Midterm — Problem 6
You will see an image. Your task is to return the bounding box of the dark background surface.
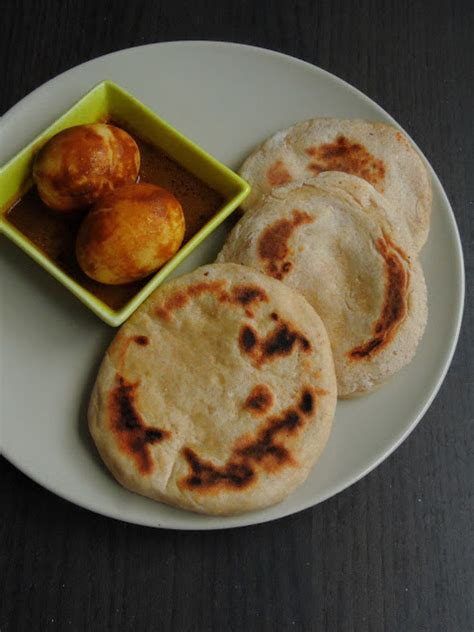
[1,1,472,631]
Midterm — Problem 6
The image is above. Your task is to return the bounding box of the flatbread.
[89,263,337,515]
[217,179,428,397]
[239,118,432,252]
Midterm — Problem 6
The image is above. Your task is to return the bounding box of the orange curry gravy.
[6,129,224,310]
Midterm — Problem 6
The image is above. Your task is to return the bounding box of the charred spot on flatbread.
[232,285,268,306]
[263,322,311,357]
[155,280,227,319]
[348,236,409,360]
[238,320,311,365]
[239,325,258,354]
[108,375,170,475]
[237,386,318,471]
[187,280,228,299]
[181,448,255,491]
[305,135,386,189]
[257,209,313,279]
[180,385,321,493]
[133,335,149,346]
[236,409,301,469]
[298,389,314,415]
[155,291,188,320]
[231,285,269,317]
[267,159,292,186]
[244,384,274,415]
[156,280,268,320]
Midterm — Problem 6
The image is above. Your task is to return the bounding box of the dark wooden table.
[1,1,472,630]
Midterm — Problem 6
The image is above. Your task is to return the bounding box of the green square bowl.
[0,80,250,326]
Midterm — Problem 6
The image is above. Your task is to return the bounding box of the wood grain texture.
[1,0,473,630]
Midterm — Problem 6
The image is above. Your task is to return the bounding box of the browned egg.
[76,183,186,285]
[32,123,140,212]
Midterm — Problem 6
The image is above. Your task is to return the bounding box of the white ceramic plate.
[0,42,464,530]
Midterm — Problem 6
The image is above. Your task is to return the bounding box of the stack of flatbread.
[218,118,430,397]
[88,118,430,515]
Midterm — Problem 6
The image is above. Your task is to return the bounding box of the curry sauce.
[6,129,224,310]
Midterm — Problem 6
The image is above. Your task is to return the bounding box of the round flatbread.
[239,118,432,252]
[89,263,337,515]
[217,179,428,397]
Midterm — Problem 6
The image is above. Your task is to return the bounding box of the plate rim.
[0,40,465,530]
